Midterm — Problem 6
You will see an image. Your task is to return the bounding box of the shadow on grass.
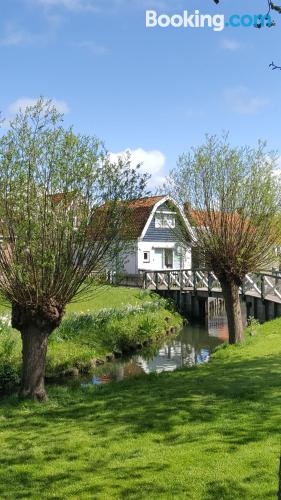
[0,350,281,498]
[36,354,281,439]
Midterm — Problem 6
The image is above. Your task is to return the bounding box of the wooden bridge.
[138,269,281,323]
[111,269,281,322]
[141,269,281,304]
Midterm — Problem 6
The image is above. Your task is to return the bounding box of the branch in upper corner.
[212,1,281,69]
[271,2,281,14]
[212,0,281,11]
[269,61,281,70]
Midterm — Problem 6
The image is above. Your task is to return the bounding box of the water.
[81,316,227,386]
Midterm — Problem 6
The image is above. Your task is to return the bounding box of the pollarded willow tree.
[167,134,281,344]
[0,99,149,401]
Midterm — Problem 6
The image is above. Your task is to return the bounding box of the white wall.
[120,244,138,275]
[138,241,191,271]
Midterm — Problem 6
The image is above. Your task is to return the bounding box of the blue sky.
[0,0,281,189]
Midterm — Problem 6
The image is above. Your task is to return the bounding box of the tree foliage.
[168,134,281,279]
[0,99,149,399]
[0,99,148,315]
[166,134,281,343]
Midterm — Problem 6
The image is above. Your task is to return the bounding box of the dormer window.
[155,212,175,229]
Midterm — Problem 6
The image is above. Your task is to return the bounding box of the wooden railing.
[140,269,281,303]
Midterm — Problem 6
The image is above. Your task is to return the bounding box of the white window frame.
[155,212,176,229]
[143,251,150,263]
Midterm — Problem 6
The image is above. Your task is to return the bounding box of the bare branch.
[269,61,281,70]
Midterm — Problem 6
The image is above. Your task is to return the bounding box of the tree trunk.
[11,300,64,401]
[19,327,49,401]
[221,281,244,344]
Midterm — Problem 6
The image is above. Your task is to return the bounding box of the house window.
[155,213,175,229]
[143,251,150,263]
[164,248,173,269]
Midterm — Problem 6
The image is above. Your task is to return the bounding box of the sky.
[0,0,281,190]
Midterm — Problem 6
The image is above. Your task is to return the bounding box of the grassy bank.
[0,317,281,498]
[0,287,182,387]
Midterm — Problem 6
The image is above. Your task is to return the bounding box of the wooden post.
[155,272,158,291]
[143,272,147,290]
[180,270,183,292]
[167,271,171,291]
[193,270,197,295]
[261,274,265,301]
[208,272,212,297]
[274,302,278,319]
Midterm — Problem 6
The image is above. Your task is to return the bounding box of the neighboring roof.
[126,196,165,238]
[90,195,195,241]
[49,192,77,206]
[88,196,166,240]
[185,205,248,232]
[50,193,67,204]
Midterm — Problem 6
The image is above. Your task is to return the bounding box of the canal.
[81,311,228,386]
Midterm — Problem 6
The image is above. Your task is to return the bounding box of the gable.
[143,202,188,243]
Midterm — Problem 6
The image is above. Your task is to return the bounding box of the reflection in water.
[84,321,225,386]
[79,299,248,386]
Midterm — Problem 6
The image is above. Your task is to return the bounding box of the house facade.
[120,195,193,275]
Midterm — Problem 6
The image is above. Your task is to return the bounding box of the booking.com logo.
[146,10,272,32]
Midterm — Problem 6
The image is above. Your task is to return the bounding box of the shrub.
[0,297,182,382]
[0,320,21,364]
[0,362,20,392]
[247,316,260,336]
[137,316,158,338]
[46,341,95,377]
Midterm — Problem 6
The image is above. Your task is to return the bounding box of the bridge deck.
[147,286,281,304]
[143,270,281,305]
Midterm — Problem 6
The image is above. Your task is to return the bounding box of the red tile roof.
[126,196,164,209]
[185,205,251,235]
[89,196,166,240]
[49,192,76,205]
[125,196,164,238]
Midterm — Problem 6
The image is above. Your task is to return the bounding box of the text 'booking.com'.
[146,10,272,32]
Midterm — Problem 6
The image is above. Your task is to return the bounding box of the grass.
[0,286,153,316]
[0,286,181,384]
[0,318,281,498]
[65,286,149,314]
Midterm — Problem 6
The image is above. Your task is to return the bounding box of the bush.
[0,362,20,392]
[46,341,95,377]
[0,297,182,382]
[55,297,174,342]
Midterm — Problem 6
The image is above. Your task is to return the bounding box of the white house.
[120,195,194,275]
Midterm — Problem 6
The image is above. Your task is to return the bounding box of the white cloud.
[34,0,170,12]
[110,148,166,189]
[224,86,269,115]
[0,27,46,47]
[0,15,60,48]
[8,97,70,115]
[74,40,108,55]
[220,38,241,51]
[35,0,99,11]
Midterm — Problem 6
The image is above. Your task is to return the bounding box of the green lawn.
[0,318,281,498]
[0,286,149,317]
[66,286,147,314]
